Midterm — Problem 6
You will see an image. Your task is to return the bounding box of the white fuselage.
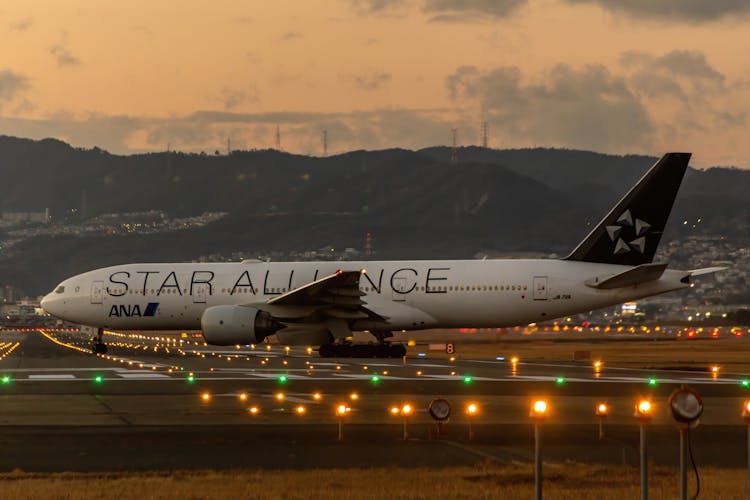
[41,259,689,332]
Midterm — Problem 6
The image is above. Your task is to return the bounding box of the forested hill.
[0,136,747,295]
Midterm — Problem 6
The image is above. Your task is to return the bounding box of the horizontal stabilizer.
[586,263,668,289]
[688,267,727,277]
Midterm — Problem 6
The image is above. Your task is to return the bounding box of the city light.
[744,400,750,421]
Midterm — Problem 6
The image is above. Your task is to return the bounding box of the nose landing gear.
[90,328,108,354]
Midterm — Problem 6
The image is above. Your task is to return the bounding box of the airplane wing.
[253,269,384,323]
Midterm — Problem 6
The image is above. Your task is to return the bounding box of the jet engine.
[200,305,281,345]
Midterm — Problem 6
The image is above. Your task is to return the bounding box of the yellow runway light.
[313,392,322,401]
[466,403,478,416]
[249,406,260,415]
[200,392,211,402]
[635,399,653,422]
[336,404,350,417]
[295,405,307,415]
[596,402,609,416]
[275,392,285,402]
[349,392,359,401]
[531,399,548,421]
[390,406,400,416]
[238,392,248,402]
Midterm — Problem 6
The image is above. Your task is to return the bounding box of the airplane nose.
[41,294,58,315]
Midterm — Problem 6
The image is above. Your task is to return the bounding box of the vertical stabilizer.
[565,153,690,266]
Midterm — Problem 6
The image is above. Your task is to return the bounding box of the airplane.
[41,152,722,357]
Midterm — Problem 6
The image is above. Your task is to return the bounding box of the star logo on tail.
[605,209,652,255]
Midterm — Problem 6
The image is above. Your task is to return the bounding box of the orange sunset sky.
[0,0,749,166]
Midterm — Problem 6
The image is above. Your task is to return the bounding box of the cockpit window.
[55,286,65,294]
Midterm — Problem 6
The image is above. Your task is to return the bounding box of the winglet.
[565,153,690,266]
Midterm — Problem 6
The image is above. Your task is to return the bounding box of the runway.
[0,329,748,471]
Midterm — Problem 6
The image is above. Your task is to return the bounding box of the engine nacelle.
[200,305,280,345]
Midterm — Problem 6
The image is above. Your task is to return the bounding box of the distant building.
[0,208,50,226]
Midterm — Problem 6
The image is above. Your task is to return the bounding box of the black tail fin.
[565,152,690,266]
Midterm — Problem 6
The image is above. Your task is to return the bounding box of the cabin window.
[55,286,65,293]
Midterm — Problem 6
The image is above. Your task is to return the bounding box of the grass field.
[0,463,744,499]
[400,332,750,373]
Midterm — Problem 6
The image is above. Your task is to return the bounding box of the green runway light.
[555,377,565,385]
[94,375,104,384]
[187,375,195,383]
[1,375,10,384]
[741,380,749,388]
[278,375,288,384]
[648,378,658,386]
[370,375,380,384]
[463,376,473,384]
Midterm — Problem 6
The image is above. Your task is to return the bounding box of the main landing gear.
[91,328,107,355]
[318,342,406,358]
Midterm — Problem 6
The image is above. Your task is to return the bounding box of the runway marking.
[116,372,171,379]
[27,374,76,380]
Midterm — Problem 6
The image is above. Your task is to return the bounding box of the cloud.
[424,0,527,21]
[348,0,411,14]
[0,107,465,155]
[0,69,29,104]
[349,71,392,90]
[50,44,80,67]
[447,63,653,151]
[349,0,526,20]
[620,50,725,100]
[9,17,33,32]
[280,31,302,41]
[219,87,260,110]
[565,0,750,23]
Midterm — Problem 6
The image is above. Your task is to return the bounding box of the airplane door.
[392,277,406,302]
[91,281,104,304]
[193,283,209,304]
[533,276,548,301]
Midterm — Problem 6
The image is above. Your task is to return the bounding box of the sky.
[0,0,749,166]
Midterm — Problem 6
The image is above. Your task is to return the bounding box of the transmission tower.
[275,125,281,150]
[481,121,489,148]
[450,128,458,163]
[323,130,328,156]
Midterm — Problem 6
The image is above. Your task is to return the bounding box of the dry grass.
[0,463,745,499]
[409,336,750,372]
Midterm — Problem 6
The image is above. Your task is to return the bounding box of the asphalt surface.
[0,329,748,472]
